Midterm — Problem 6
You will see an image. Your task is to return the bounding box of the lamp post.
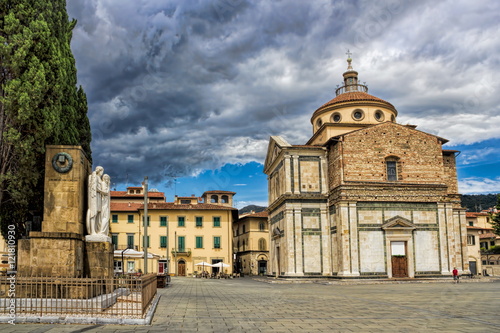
[143,176,148,274]
[174,231,177,276]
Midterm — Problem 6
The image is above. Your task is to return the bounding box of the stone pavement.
[1,276,500,332]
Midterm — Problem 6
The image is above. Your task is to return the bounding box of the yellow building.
[110,188,237,276]
[233,211,269,275]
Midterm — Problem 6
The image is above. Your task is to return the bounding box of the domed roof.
[316,91,395,111]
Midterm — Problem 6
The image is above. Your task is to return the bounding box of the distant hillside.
[461,194,499,212]
[238,196,499,214]
[239,205,266,215]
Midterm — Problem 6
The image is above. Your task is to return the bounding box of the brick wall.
[328,122,451,189]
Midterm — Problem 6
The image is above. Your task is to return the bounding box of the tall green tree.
[0,0,91,240]
[491,194,500,236]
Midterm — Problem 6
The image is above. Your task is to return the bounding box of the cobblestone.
[1,277,500,332]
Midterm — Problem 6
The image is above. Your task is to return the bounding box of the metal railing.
[0,274,157,319]
[171,248,191,256]
[335,83,369,95]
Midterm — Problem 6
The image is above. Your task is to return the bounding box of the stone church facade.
[264,56,468,278]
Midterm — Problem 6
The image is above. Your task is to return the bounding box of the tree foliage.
[491,194,500,236]
[0,0,91,240]
[461,194,499,212]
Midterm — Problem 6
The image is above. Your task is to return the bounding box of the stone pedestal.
[17,145,91,278]
[84,241,114,278]
[18,232,84,277]
[42,145,91,235]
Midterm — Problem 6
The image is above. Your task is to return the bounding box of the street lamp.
[143,176,148,274]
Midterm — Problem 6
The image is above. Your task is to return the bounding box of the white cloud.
[66,0,500,193]
[459,177,500,194]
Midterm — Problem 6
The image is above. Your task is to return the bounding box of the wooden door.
[392,256,408,277]
[178,261,186,276]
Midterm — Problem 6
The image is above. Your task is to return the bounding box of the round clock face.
[52,152,73,173]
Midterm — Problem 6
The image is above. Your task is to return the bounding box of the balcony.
[171,248,191,257]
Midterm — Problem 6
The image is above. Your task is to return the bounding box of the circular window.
[316,118,323,128]
[352,109,365,121]
[331,113,342,123]
[391,115,396,122]
[374,110,384,122]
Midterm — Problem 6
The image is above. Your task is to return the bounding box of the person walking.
[452,267,459,283]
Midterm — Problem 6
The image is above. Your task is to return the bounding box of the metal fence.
[0,274,157,319]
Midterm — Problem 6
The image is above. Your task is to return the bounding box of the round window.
[352,109,365,121]
[374,110,384,122]
[332,113,341,123]
[316,118,323,128]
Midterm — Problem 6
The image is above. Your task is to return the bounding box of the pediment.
[263,136,292,174]
[381,216,416,230]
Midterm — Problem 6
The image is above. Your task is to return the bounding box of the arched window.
[242,225,246,234]
[258,238,267,251]
[237,240,240,250]
[259,222,265,231]
[211,195,218,203]
[221,195,228,203]
[385,156,400,181]
[242,240,246,251]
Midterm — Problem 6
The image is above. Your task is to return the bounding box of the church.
[264,55,469,278]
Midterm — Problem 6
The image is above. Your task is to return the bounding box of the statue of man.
[86,166,105,236]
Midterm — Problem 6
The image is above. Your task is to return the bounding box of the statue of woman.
[99,173,111,235]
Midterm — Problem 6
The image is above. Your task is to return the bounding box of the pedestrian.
[452,267,459,283]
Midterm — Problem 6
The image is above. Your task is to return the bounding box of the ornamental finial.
[346,49,353,70]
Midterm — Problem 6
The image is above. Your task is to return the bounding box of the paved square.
[2,277,500,332]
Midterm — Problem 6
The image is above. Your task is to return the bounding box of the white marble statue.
[100,174,111,235]
[86,166,111,241]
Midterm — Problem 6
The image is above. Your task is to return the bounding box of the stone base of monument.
[18,232,85,277]
[84,240,114,278]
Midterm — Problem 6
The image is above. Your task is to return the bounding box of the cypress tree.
[0,0,91,240]
[491,194,500,236]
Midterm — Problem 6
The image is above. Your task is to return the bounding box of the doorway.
[276,246,280,277]
[178,259,186,276]
[391,241,408,278]
[469,261,477,275]
[158,260,167,274]
[258,260,267,275]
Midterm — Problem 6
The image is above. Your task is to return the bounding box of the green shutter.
[112,215,118,223]
[160,236,167,248]
[178,216,185,227]
[127,235,134,248]
[213,217,221,227]
[178,236,185,251]
[196,216,203,227]
[160,216,167,226]
[128,215,134,223]
[111,234,118,250]
[196,236,203,248]
[214,236,221,249]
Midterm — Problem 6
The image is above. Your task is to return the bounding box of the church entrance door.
[391,256,408,277]
[391,241,408,278]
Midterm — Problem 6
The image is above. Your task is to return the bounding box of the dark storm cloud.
[67,0,500,188]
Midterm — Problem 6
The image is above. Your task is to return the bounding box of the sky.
[66,0,500,209]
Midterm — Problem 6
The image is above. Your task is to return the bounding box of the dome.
[316,91,395,112]
[307,54,398,145]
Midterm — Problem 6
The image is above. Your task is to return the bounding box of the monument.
[18,145,114,280]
